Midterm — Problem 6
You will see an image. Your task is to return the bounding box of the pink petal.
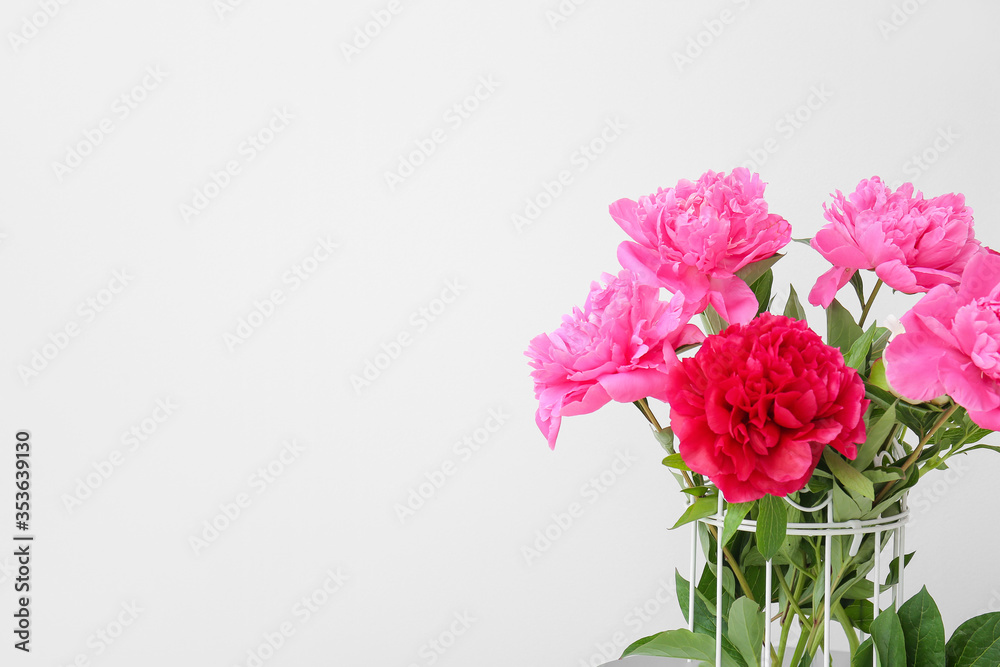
[885,332,948,402]
[808,266,854,308]
[597,368,671,403]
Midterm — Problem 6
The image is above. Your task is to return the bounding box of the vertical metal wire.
[899,496,907,604]
[893,527,902,607]
[689,521,697,633]
[716,493,724,667]
[763,559,772,667]
[824,502,833,667]
[693,490,907,667]
[873,528,881,667]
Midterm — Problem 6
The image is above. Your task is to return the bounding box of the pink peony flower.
[526,271,704,449]
[885,251,1000,430]
[663,313,868,502]
[610,168,791,325]
[809,177,980,307]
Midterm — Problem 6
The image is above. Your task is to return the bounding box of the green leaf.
[741,565,768,609]
[898,586,946,667]
[682,485,712,496]
[621,628,742,666]
[663,453,692,471]
[824,449,875,500]
[946,612,1000,666]
[850,270,866,309]
[937,408,995,449]
[885,552,915,587]
[832,482,869,521]
[653,426,675,454]
[864,465,919,520]
[728,597,764,667]
[721,502,754,548]
[792,237,813,246]
[755,494,787,561]
[672,495,720,530]
[620,632,659,658]
[962,444,1000,455]
[871,605,908,667]
[844,322,879,372]
[675,570,749,667]
[839,578,875,600]
[827,298,865,354]
[701,305,728,336]
[783,284,807,322]
[868,358,891,393]
[871,326,892,357]
[845,598,875,634]
[750,269,773,317]
[852,637,876,667]
[863,467,905,485]
[677,569,715,628]
[867,385,940,439]
[736,253,784,287]
[853,403,898,470]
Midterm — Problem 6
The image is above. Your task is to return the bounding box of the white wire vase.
[689,489,909,667]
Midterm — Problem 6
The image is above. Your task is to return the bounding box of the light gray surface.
[2,1,999,666]
[605,653,851,666]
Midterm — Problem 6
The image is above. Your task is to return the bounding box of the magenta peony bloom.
[663,313,868,502]
[809,177,980,307]
[885,252,1000,430]
[526,271,704,449]
[610,168,791,325]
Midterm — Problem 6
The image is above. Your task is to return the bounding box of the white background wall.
[1,1,998,665]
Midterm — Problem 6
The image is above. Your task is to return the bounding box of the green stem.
[789,620,813,667]
[833,601,860,654]
[636,398,663,431]
[776,567,809,625]
[875,402,960,503]
[858,278,883,328]
[807,610,826,658]
[634,399,756,602]
[775,571,806,666]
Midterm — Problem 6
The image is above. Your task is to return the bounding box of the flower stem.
[775,572,806,666]
[634,399,757,603]
[788,621,812,667]
[874,402,960,503]
[637,398,663,432]
[833,601,860,655]
[776,567,809,625]
[705,524,756,604]
[858,278,883,328]
[806,610,826,658]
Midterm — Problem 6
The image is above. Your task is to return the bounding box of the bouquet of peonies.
[526,169,1000,666]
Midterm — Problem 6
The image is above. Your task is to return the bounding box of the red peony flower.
[663,313,868,502]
